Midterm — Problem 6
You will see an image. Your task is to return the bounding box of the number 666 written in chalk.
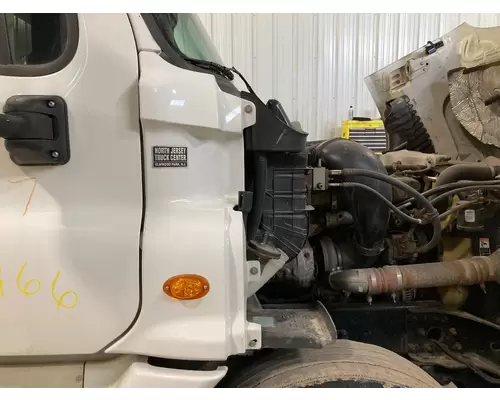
[0,262,78,310]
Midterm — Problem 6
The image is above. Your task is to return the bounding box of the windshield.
[151,13,223,65]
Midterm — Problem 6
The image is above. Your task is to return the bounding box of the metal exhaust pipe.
[329,250,500,295]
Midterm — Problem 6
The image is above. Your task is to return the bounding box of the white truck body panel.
[0,14,142,356]
[110,362,228,388]
[0,12,263,386]
[107,45,256,359]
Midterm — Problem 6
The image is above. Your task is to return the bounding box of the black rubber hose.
[438,200,479,220]
[432,164,500,212]
[247,153,267,240]
[384,96,435,153]
[337,169,437,215]
[424,180,500,197]
[335,168,441,253]
[398,180,500,209]
[421,218,443,254]
[435,164,496,186]
[430,185,500,206]
[330,182,423,225]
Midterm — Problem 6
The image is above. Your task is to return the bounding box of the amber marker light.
[162,274,210,300]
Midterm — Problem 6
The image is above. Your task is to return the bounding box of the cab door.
[0,14,142,356]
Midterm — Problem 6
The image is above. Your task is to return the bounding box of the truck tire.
[227,340,441,388]
[384,96,435,154]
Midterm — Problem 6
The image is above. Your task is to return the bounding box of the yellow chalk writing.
[51,271,78,310]
[16,262,40,296]
[1,263,79,309]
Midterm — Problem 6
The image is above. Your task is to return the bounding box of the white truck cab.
[0,13,444,388]
[0,12,255,387]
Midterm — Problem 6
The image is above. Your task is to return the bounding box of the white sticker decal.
[464,209,475,223]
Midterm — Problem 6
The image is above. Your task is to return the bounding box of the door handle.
[0,95,70,165]
[0,111,54,140]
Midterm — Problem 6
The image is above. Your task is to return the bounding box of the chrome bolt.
[244,104,253,114]
[51,151,59,159]
[48,100,56,108]
[250,266,259,275]
[248,339,257,347]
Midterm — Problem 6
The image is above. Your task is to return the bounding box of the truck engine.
[258,141,500,308]
[235,44,500,384]
[242,96,500,309]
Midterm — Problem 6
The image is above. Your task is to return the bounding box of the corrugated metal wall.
[198,13,500,140]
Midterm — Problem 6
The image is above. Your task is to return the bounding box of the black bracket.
[235,191,253,213]
[424,39,444,55]
[0,95,70,166]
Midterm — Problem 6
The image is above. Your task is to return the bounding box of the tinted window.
[150,13,223,65]
[3,14,65,65]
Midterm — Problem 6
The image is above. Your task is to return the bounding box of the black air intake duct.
[309,139,392,258]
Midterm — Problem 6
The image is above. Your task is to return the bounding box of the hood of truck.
[365,23,500,161]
